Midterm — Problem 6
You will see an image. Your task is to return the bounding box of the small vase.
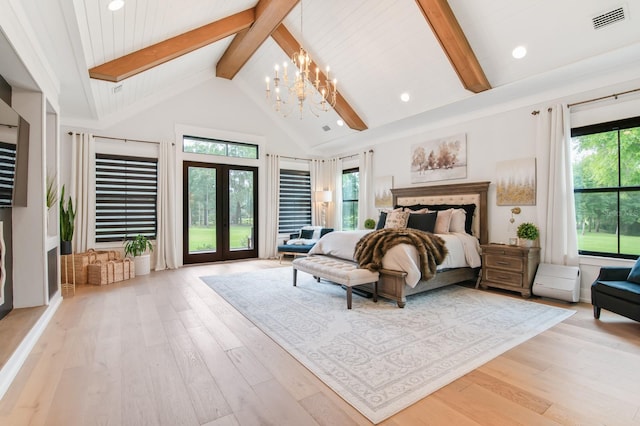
[60,240,72,255]
[519,239,534,248]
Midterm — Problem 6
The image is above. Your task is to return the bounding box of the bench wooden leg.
[293,268,297,286]
[373,281,378,303]
[347,287,352,309]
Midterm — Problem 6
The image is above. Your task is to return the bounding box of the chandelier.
[265,2,337,119]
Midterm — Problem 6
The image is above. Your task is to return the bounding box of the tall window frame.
[571,115,640,259]
[278,169,312,234]
[95,154,158,243]
[342,167,359,230]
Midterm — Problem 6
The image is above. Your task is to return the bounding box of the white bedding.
[308,230,481,287]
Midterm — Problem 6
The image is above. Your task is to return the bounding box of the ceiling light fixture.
[512,46,527,59]
[265,1,337,119]
[108,0,124,11]
[400,92,410,102]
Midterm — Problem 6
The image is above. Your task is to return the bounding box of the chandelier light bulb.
[512,45,527,59]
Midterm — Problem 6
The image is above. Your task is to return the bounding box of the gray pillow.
[627,257,640,284]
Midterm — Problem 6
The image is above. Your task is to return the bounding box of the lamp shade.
[316,190,332,203]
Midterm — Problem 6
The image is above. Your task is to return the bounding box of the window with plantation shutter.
[278,169,311,234]
[95,154,158,243]
[0,142,16,207]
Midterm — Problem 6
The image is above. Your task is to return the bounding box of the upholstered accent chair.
[591,258,640,322]
[277,226,333,262]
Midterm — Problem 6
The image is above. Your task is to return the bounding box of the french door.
[183,161,258,264]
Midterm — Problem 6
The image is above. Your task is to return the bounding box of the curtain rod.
[268,149,374,162]
[531,87,640,114]
[67,131,168,145]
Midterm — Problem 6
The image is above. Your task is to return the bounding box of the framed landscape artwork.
[496,157,537,205]
[410,133,467,183]
[374,176,393,208]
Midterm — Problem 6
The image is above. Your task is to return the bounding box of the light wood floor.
[1,259,639,425]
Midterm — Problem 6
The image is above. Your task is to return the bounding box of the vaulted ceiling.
[13,0,640,150]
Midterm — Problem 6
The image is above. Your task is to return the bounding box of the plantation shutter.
[95,154,158,242]
[0,142,16,207]
[278,169,311,234]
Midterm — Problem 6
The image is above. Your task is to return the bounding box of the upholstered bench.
[292,255,379,309]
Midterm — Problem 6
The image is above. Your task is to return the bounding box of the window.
[95,154,158,243]
[279,169,311,234]
[571,116,640,258]
[0,142,16,207]
[342,168,359,230]
[183,135,258,159]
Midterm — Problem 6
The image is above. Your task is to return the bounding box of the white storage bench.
[292,255,379,309]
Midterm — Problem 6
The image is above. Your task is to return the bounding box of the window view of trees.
[571,117,640,258]
[183,136,258,159]
[342,168,359,230]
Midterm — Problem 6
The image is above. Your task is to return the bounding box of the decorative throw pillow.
[384,210,410,229]
[627,257,640,284]
[300,229,315,239]
[407,212,437,233]
[404,207,429,214]
[434,208,454,234]
[376,211,388,230]
[449,209,467,233]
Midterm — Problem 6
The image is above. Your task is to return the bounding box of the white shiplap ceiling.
[12,0,640,150]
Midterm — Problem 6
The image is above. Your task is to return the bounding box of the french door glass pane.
[229,169,255,250]
[188,166,217,254]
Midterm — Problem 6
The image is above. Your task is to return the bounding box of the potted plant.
[517,222,539,247]
[46,175,58,236]
[364,218,376,229]
[124,234,154,275]
[59,185,75,255]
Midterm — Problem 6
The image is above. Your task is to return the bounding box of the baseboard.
[0,292,62,400]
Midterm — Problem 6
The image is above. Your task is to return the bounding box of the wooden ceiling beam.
[216,0,300,80]
[415,0,491,93]
[271,25,367,131]
[89,8,256,82]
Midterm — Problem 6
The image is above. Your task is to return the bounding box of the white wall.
[59,67,640,302]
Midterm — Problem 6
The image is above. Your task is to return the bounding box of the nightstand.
[479,243,540,298]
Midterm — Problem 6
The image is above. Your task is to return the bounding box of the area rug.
[201,267,575,424]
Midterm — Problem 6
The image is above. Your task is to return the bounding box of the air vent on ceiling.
[322,125,331,132]
[592,6,626,29]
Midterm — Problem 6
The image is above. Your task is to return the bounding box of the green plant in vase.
[517,222,539,247]
[59,185,76,255]
[124,234,154,275]
[364,218,376,229]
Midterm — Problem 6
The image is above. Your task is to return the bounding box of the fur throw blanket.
[354,228,448,281]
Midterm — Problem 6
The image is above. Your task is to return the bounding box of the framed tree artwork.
[410,133,467,183]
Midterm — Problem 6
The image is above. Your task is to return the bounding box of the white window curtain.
[70,132,95,253]
[358,150,374,229]
[155,141,178,270]
[263,154,280,258]
[535,104,579,265]
[310,159,323,226]
[329,157,342,230]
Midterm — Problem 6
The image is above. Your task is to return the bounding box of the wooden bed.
[377,181,490,307]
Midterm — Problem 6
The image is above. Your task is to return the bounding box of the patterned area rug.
[201,267,575,424]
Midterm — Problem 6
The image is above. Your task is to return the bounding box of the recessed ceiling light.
[512,45,527,59]
[400,92,410,102]
[108,0,124,11]
[336,119,344,127]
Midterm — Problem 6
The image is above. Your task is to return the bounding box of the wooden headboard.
[391,181,490,245]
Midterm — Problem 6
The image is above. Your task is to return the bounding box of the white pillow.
[384,210,410,229]
[434,209,454,234]
[449,209,467,233]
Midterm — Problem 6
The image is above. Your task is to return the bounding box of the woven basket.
[62,249,121,284]
[87,258,135,286]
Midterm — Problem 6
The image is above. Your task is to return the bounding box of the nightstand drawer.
[485,254,523,272]
[485,268,523,287]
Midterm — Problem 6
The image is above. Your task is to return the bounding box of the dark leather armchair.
[591,266,640,322]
